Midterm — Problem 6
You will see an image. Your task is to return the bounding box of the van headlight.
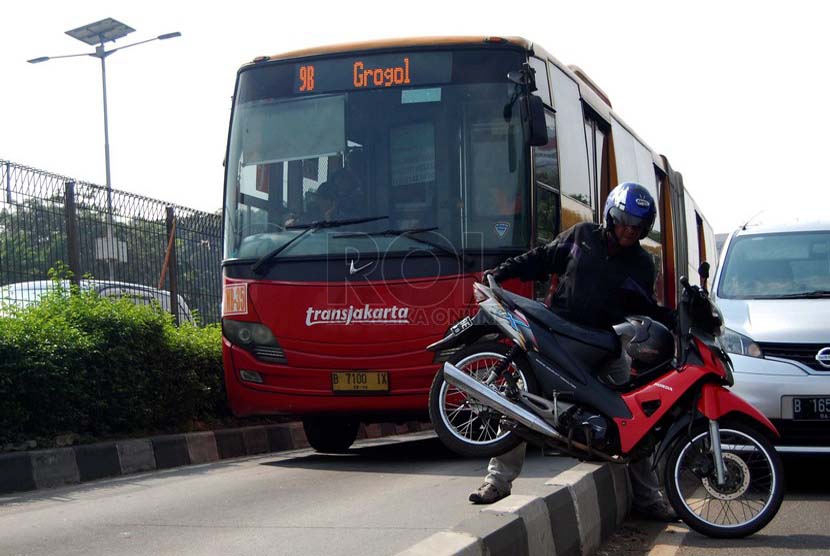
[719,327,763,358]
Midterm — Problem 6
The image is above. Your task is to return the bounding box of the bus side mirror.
[522,94,549,147]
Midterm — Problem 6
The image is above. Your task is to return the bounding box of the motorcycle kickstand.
[708,419,726,486]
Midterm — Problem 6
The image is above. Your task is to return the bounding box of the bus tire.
[302,416,360,453]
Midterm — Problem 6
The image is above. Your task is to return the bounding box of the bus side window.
[535,185,561,303]
[533,110,559,301]
[549,63,591,229]
[528,57,552,108]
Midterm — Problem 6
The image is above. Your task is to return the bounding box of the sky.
[1,0,828,234]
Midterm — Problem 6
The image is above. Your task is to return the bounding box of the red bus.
[221,36,715,452]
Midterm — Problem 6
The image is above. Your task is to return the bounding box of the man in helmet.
[468,182,678,522]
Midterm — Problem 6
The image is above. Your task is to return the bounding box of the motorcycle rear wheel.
[663,420,784,538]
[428,341,537,458]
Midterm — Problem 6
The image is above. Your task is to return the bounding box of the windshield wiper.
[334,227,472,266]
[251,215,389,275]
[771,290,830,299]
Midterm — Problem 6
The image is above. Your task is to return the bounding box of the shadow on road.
[262,436,567,479]
[261,437,478,475]
[782,454,830,494]
[681,533,830,552]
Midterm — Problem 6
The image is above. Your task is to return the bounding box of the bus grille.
[253,346,287,364]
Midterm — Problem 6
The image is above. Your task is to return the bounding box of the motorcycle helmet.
[625,316,675,369]
[603,182,657,240]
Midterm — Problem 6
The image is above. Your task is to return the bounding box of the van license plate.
[332,371,389,393]
[793,397,830,420]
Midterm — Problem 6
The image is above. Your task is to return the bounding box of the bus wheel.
[302,416,360,453]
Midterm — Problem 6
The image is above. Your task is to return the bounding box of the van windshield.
[718,231,830,298]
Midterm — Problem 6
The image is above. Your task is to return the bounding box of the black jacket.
[490,222,675,330]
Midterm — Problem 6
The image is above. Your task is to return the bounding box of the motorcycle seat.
[502,290,620,355]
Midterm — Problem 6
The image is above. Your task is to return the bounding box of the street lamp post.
[28,18,181,280]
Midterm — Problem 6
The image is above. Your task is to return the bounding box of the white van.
[712,222,830,452]
[0,279,194,324]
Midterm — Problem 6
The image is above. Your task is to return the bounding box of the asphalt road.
[599,454,830,556]
[672,455,830,556]
[0,432,575,556]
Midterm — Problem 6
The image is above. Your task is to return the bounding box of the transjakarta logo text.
[305,305,410,326]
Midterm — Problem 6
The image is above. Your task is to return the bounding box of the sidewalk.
[0,420,429,495]
[1,422,633,556]
[396,462,632,556]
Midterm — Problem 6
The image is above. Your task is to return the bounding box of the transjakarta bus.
[221,37,716,452]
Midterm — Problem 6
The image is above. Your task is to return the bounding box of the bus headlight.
[222,319,286,363]
[223,319,276,345]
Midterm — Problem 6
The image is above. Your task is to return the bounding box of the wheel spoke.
[483,418,499,440]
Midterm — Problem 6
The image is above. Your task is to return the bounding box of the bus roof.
[245,36,532,67]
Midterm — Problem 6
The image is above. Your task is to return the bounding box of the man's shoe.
[468,482,509,504]
[633,501,680,522]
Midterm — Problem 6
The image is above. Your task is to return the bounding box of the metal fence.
[0,160,222,325]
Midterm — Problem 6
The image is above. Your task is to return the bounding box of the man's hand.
[482,269,499,287]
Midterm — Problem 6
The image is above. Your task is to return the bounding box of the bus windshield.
[223,48,530,260]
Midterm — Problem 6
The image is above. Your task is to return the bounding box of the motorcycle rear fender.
[697,383,779,438]
[426,311,499,352]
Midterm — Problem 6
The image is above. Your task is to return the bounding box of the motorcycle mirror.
[698,262,710,292]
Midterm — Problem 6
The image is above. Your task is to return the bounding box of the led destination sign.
[294,52,452,94]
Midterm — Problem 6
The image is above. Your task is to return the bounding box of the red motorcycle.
[427,265,784,538]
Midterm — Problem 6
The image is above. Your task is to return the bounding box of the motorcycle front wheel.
[428,341,537,458]
[664,420,784,538]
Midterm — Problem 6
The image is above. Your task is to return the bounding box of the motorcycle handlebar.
[487,273,498,289]
[679,276,699,298]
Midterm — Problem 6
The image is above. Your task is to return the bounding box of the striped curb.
[395,461,631,556]
[0,421,432,495]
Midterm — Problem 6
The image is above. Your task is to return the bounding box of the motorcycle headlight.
[719,327,763,358]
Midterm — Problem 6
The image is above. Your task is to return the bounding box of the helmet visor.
[609,207,645,228]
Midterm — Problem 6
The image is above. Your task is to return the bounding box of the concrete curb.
[395,461,631,556]
[0,420,431,495]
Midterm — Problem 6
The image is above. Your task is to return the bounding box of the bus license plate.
[332,371,389,393]
[793,397,830,420]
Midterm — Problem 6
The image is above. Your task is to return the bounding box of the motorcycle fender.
[426,312,499,352]
[698,383,780,438]
[653,412,697,468]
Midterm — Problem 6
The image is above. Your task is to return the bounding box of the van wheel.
[302,417,360,453]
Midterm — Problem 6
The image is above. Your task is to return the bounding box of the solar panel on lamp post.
[28,18,181,279]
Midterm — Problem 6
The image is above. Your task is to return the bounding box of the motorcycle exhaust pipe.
[443,362,567,442]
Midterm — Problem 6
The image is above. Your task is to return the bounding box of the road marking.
[646,524,689,556]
